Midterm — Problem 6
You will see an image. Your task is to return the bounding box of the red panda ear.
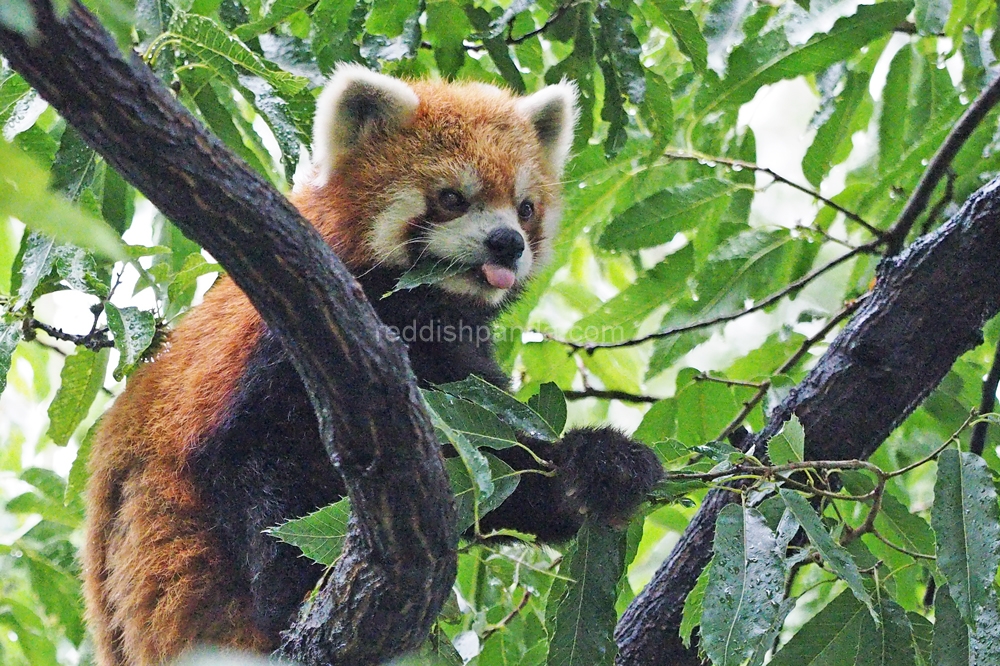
[311,64,419,185]
[516,81,579,176]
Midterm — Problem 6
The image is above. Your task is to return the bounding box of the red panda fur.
[83,71,662,666]
[83,78,563,666]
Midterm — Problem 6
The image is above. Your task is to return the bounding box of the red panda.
[82,65,663,666]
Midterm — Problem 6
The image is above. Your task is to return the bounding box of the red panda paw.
[554,427,663,527]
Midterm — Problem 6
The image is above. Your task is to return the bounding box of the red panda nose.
[484,227,525,267]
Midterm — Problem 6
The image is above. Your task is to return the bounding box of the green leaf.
[237,73,306,176]
[425,396,494,506]
[66,420,99,506]
[650,2,707,73]
[700,2,911,117]
[915,0,950,35]
[46,348,109,446]
[53,245,109,297]
[423,390,519,451]
[931,449,1000,625]
[546,521,625,666]
[768,414,804,465]
[383,259,468,297]
[701,505,785,665]
[641,73,674,157]
[780,489,876,621]
[527,382,567,437]
[634,399,676,444]
[769,589,916,666]
[0,69,33,129]
[104,303,156,381]
[0,141,124,263]
[575,244,694,338]
[7,468,83,527]
[932,584,1000,666]
[599,179,746,251]
[702,0,754,75]
[166,252,222,305]
[425,1,471,78]
[24,550,84,645]
[0,598,59,666]
[679,556,711,648]
[594,3,645,158]
[879,45,911,174]
[544,4,595,150]
[367,0,419,38]
[265,497,350,566]
[167,12,309,99]
[803,67,870,187]
[675,380,740,447]
[183,70,272,180]
[232,0,314,39]
[50,126,102,204]
[311,0,361,73]
[438,375,559,441]
[874,493,935,560]
[445,452,519,533]
[0,318,22,397]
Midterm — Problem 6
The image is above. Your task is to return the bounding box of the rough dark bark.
[0,3,456,664]
[615,178,1000,665]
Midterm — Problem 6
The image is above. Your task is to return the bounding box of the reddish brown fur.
[298,80,559,266]
[83,79,560,665]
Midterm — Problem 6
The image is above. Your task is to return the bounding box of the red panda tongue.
[481,263,516,290]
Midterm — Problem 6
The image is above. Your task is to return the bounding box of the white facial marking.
[424,206,534,304]
[367,188,426,267]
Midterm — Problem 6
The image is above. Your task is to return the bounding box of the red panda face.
[297,66,578,306]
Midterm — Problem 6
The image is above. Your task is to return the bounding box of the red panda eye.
[518,200,535,221]
[438,189,468,212]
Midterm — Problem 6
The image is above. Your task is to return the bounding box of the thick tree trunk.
[615,177,1000,664]
[0,3,456,664]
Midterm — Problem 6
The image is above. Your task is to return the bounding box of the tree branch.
[0,3,456,664]
[971,338,1000,456]
[616,174,1000,665]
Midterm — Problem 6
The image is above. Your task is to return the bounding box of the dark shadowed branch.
[615,175,1000,665]
[0,3,456,665]
[970,337,1000,457]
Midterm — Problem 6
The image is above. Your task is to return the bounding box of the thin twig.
[793,223,859,250]
[885,74,1000,253]
[507,2,580,44]
[887,410,978,478]
[663,457,884,485]
[23,317,114,351]
[842,478,884,544]
[694,372,766,389]
[549,243,877,352]
[480,590,532,642]
[662,149,884,239]
[971,342,1000,456]
[564,388,661,403]
[719,295,869,438]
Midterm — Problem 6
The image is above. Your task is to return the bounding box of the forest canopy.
[1,0,1000,665]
